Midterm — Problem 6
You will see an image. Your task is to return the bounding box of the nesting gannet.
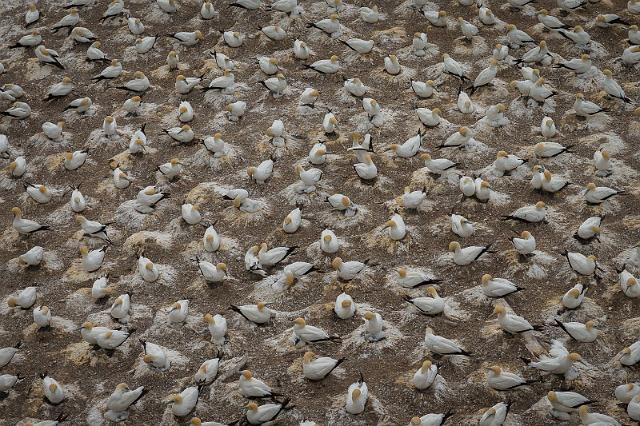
[230,302,272,324]
[554,319,598,342]
[486,366,533,390]
[439,127,471,149]
[181,204,201,225]
[293,318,338,344]
[494,304,535,334]
[0,373,20,393]
[525,340,581,375]
[383,213,406,240]
[105,383,146,422]
[620,341,640,366]
[411,80,436,98]
[92,60,123,82]
[141,341,170,370]
[195,357,219,386]
[602,69,631,103]
[306,55,340,74]
[411,359,438,390]
[70,27,97,44]
[481,274,522,297]
[204,313,227,344]
[283,207,302,233]
[410,412,453,426]
[332,257,368,280]
[344,78,367,97]
[135,186,168,213]
[509,231,535,256]
[303,351,344,380]
[293,39,312,59]
[115,71,150,93]
[308,14,340,35]
[42,375,65,404]
[449,241,491,265]
[424,10,447,27]
[584,182,624,204]
[405,287,445,316]
[561,283,587,310]
[395,267,441,289]
[334,292,356,319]
[425,327,470,355]
[354,154,377,181]
[258,243,295,267]
[593,149,611,176]
[245,400,289,424]
[547,391,592,414]
[346,373,368,414]
[0,343,21,368]
[123,96,142,116]
[2,102,31,119]
[11,207,49,235]
[8,157,27,178]
[362,311,384,341]
[621,46,639,65]
[96,329,130,350]
[138,255,159,282]
[360,6,380,23]
[80,322,110,345]
[239,369,276,398]
[442,54,468,81]
[563,252,596,276]
[167,387,199,417]
[494,150,526,175]
[479,402,509,426]
[203,133,226,157]
[33,305,51,328]
[577,406,620,426]
[24,183,51,204]
[448,213,473,238]
[502,201,546,223]
[574,93,606,117]
[92,276,113,300]
[616,383,640,403]
[19,246,44,266]
[537,9,567,29]
[167,299,188,324]
[620,270,640,298]
[558,27,591,47]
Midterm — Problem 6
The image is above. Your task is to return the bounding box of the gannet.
[383,213,406,240]
[11,207,49,235]
[410,413,453,426]
[138,255,159,282]
[164,125,194,144]
[203,133,226,157]
[177,102,194,123]
[494,304,535,334]
[450,213,474,238]
[167,387,199,417]
[200,0,216,18]
[296,164,322,192]
[135,36,157,54]
[334,292,356,319]
[0,343,20,368]
[92,276,113,300]
[2,102,31,119]
[509,231,535,256]
[257,243,294,267]
[629,25,640,44]
[449,241,491,265]
[105,383,146,422]
[92,60,123,82]
[439,127,471,149]
[308,14,340,35]
[141,341,170,370]
[300,88,319,107]
[494,150,525,175]
[344,78,367,97]
[584,182,624,204]
[239,370,276,398]
[19,246,44,266]
[283,207,302,233]
[127,17,145,35]
[64,150,88,170]
[86,40,109,61]
[578,406,620,426]
[293,318,338,344]
[562,283,587,309]
[620,341,640,366]
[10,31,43,49]
[332,257,366,280]
[526,340,581,375]
[225,101,246,121]
[412,360,437,390]
[293,39,312,59]
[411,80,435,98]
[602,69,630,102]
[33,305,51,328]
[229,0,261,9]
[620,270,640,298]
[113,168,131,189]
[486,366,532,390]
[110,293,130,322]
[363,311,384,341]
[230,302,272,324]
[96,329,130,351]
[7,158,27,178]
[246,400,289,424]
[44,77,73,102]
[360,6,380,23]
[537,9,567,29]
[363,98,381,118]
[616,383,640,403]
[0,373,20,393]
[24,183,51,204]
[203,226,221,252]
[306,55,340,74]
[395,267,441,288]
[42,375,65,404]
[493,43,508,61]
[424,10,447,27]
[481,274,522,297]
[309,142,327,165]
[405,287,445,316]
[558,26,590,47]
[547,391,592,414]
[168,50,179,69]
[181,204,201,225]
[195,357,219,386]
[70,26,97,44]
[80,322,111,345]
[346,374,368,414]
[115,71,150,93]
[354,154,377,180]
[506,24,535,46]
[303,351,344,380]
[53,8,79,33]
[424,327,470,356]
[479,402,509,426]
[390,131,423,158]
[554,319,598,342]
[204,313,227,344]
[593,149,611,176]
[167,300,188,324]
[123,96,142,116]
[261,23,287,41]
[420,153,456,175]
[502,201,546,223]
[442,54,468,81]
[563,252,596,276]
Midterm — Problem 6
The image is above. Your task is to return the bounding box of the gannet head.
[79,246,89,255]
[351,388,361,400]
[481,274,492,284]
[293,317,306,327]
[303,351,315,362]
[421,360,432,371]
[331,257,343,270]
[586,182,597,191]
[535,201,545,209]
[426,286,438,297]
[241,370,252,379]
[246,401,258,411]
[341,299,352,308]
[568,288,581,298]
[568,352,581,362]
[448,241,461,251]
[363,311,374,320]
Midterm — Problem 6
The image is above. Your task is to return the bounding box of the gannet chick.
[141,341,170,370]
[261,23,287,41]
[554,319,598,342]
[245,400,289,425]
[138,255,159,282]
[494,304,535,334]
[344,78,367,97]
[584,182,624,204]
[481,274,521,297]
[412,359,438,390]
[42,375,65,405]
[24,183,51,204]
[593,149,611,176]
[176,101,194,123]
[296,164,322,192]
[303,351,344,380]
[306,55,340,74]
[293,39,312,59]
[105,383,145,422]
[11,207,49,235]
[383,213,407,240]
[258,243,295,267]
[34,45,64,69]
[203,133,226,157]
[283,207,302,233]
[562,283,587,310]
[0,373,20,393]
[79,246,105,272]
[225,101,246,121]
[167,387,199,417]
[354,154,377,181]
[424,10,447,27]
[195,357,219,386]
[8,157,27,178]
[321,229,340,253]
[3,102,31,119]
[0,343,20,368]
[33,305,51,328]
[396,267,441,289]
[620,271,640,298]
[230,302,272,324]
[123,96,142,116]
[479,402,509,426]
[405,287,445,316]
[334,292,356,319]
[346,374,368,415]
[332,257,367,280]
[413,32,429,56]
[424,327,470,356]
[108,293,131,324]
[19,246,44,267]
[616,383,640,403]
[201,0,216,19]
[309,142,327,165]
[158,158,182,181]
[449,241,491,266]
[204,313,227,344]
[578,406,620,426]
[440,127,471,148]
[127,17,145,35]
[92,276,113,300]
[239,370,276,398]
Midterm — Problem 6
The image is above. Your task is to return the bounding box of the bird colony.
[1,0,640,424]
